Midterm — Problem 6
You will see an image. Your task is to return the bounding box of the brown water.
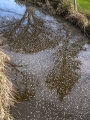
[0,0,90,120]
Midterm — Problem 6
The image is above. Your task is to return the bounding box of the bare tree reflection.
[7,62,38,101]
[0,5,60,53]
[46,36,85,101]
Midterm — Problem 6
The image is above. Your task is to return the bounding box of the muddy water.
[0,0,90,120]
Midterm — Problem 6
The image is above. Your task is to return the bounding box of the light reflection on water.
[0,0,25,15]
[0,0,90,120]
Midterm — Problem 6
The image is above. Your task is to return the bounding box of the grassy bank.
[70,0,90,22]
[0,38,15,120]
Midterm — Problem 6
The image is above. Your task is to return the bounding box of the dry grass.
[67,11,88,30]
[66,4,90,38]
[0,50,15,120]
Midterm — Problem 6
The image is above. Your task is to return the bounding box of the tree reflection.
[46,36,85,101]
[7,62,38,101]
[0,5,59,53]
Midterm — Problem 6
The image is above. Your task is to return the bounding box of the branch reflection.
[0,5,60,53]
[7,62,38,101]
[46,36,85,101]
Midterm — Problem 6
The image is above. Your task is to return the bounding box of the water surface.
[0,0,90,120]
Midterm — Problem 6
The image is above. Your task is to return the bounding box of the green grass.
[71,0,90,13]
[77,0,90,12]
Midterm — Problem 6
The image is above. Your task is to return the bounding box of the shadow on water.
[0,0,90,119]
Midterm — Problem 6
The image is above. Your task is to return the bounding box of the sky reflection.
[0,0,25,18]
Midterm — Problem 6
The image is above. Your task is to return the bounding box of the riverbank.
[0,36,15,120]
[43,1,90,39]
[22,0,90,39]
[66,4,90,38]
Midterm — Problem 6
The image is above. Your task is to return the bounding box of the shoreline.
[0,35,15,120]
[25,0,90,39]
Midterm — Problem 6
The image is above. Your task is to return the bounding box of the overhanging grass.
[0,50,15,120]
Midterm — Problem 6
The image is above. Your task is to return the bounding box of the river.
[0,0,90,120]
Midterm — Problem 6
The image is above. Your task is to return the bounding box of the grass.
[70,0,90,14]
[77,0,90,12]
[0,50,15,120]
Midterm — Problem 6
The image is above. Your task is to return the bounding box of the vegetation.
[18,0,90,38]
[71,0,90,13]
[0,37,15,120]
